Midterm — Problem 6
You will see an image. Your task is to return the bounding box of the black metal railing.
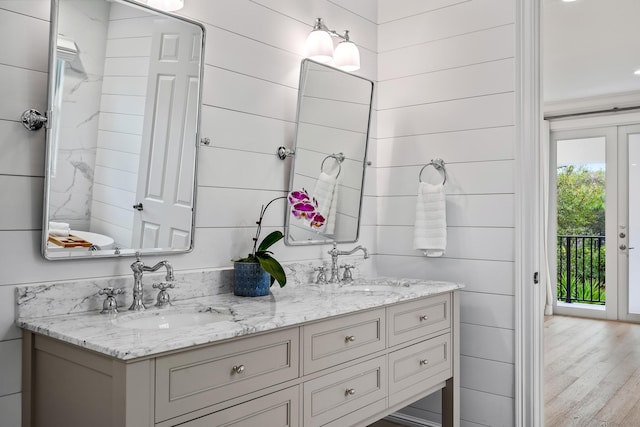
[557,235,606,305]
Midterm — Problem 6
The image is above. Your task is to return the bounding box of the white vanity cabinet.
[22,290,459,427]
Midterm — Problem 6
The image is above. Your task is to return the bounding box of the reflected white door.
[133,20,200,249]
[618,124,640,322]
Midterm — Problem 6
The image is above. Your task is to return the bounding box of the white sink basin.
[112,309,232,330]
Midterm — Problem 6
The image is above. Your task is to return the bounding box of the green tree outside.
[556,165,606,304]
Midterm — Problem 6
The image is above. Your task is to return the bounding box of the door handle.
[133,203,144,211]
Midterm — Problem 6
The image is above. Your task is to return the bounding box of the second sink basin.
[112,308,233,330]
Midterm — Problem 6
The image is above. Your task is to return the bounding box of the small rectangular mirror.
[285,59,374,245]
[43,0,205,260]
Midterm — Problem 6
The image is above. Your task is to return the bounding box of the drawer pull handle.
[345,388,356,396]
[419,315,429,321]
[345,335,356,343]
[420,359,429,366]
[232,364,245,374]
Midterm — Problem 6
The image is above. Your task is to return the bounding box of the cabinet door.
[303,355,387,427]
[388,333,451,407]
[387,293,450,347]
[303,308,385,374]
[176,386,299,427]
[156,327,299,422]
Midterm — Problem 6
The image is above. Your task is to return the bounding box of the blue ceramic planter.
[233,261,270,297]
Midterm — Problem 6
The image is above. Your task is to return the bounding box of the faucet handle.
[152,282,175,291]
[314,266,328,284]
[340,264,355,283]
[153,282,175,308]
[99,287,124,297]
[98,287,124,314]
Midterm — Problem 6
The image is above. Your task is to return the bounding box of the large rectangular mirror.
[285,59,374,245]
[42,0,205,260]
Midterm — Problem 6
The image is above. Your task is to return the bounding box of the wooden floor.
[545,315,640,426]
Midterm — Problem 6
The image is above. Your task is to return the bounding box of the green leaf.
[256,253,287,287]
[257,230,284,252]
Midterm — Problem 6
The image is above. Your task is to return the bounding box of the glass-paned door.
[551,128,613,319]
[618,124,640,322]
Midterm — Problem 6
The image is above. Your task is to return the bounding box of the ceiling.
[543,0,640,104]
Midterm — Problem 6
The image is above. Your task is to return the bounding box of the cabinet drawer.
[303,355,387,427]
[302,308,385,374]
[174,386,299,427]
[155,327,299,422]
[387,293,450,347]
[388,333,451,407]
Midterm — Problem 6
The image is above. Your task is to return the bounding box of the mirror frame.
[284,59,374,246]
[42,0,206,260]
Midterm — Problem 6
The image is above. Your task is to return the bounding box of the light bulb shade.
[333,40,360,72]
[146,0,184,11]
[304,30,334,63]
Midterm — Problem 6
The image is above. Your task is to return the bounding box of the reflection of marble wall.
[49,0,110,230]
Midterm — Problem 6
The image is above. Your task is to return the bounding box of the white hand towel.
[313,171,339,235]
[49,221,70,230]
[49,221,70,237]
[413,182,446,257]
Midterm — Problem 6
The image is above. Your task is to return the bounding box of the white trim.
[545,90,640,117]
[515,0,543,426]
[548,111,640,132]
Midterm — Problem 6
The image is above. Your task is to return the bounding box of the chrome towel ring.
[321,152,345,178]
[418,158,447,185]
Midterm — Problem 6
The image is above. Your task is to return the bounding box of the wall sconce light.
[146,0,184,12]
[304,18,360,72]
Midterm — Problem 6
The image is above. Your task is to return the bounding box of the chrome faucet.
[327,243,369,283]
[129,252,174,311]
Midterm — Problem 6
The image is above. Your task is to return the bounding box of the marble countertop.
[16,277,463,361]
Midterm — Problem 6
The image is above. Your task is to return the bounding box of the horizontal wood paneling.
[0,63,47,121]
[373,256,514,296]
[0,8,49,72]
[0,120,46,177]
[378,0,467,24]
[0,286,20,341]
[460,323,514,364]
[378,59,515,111]
[375,126,514,167]
[202,66,298,121]
[199,105,295,155]
[460,292,515,330]
[0,176,42,230]
[0,392,21,427]
[376,0,516,424]
[0,339,21,396]
[460,355,514,398]
[376,160,515,197]
[378,24,514,81]
[378,92,515,139]
[460,387,514,426]
[377,226,514,262]
[378,0,514,52]
[198,146,288,191]
[378,194,514,228]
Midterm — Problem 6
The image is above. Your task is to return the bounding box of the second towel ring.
[418,158,447,185]
[321,153,345,178]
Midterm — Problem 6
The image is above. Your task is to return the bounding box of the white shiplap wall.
[0,1,377,424]
[376,0,516,426]
[0,0,522,425]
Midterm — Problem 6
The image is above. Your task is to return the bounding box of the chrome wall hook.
[21,109,48,131]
